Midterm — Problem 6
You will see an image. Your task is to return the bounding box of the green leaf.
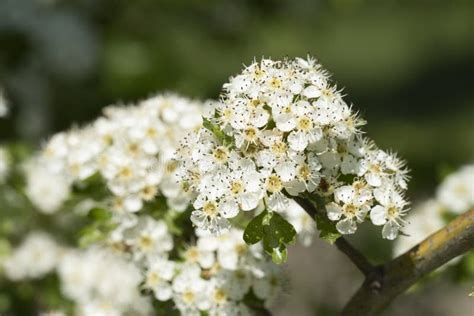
[78,226,103,248]
[244,210,296,264]
[315,213,341,244]
[87,207,111,221]
[243,210,268,244]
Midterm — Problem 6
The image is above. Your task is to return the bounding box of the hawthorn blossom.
[370,185,409,240]
[176,56,410,239]
[3,232,62,280]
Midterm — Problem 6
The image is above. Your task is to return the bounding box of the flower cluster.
[58,247,152,316]
[108,214,283,315]
[176,57,410,239]
[36,93,203,214]
[395,163,474,256]
[16,92,288,314]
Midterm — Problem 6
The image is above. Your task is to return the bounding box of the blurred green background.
[0,0,473,314]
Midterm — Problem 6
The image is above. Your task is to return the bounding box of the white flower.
[3,232,61,280]
[58,247,151,316]
[123,216,173,261]
[144,257,176,301]
[437,164,474,213]
[172,264,209,315]
[370,185,409,240]
[24,161,70,214]
[326,183,372,235]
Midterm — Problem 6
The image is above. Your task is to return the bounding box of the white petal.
[366,172,382,187]
[334,186,355,204]
[336,218,357,234]
[220,200,240,218]
[240,192,261,211]
[382,222,399,240]
[326,202,342,221]
[274,113,296,132]
[268,192,289,212]
[302,85,321,98]
[288,131,309,151]
[370,205,387,226]
[373,188,390,206]
[275,161,296,182]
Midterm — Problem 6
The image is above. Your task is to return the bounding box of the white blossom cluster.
[3,232,152,316]
[14,92,288,314]
[108,214,284,315]
[29,94,202,214]
[58,247,152,316]
[395,164,474,256]
[3,232,62,280]
[176,57,410,239]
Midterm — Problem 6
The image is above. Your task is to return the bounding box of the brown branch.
[342,208,474,315]
[335,238,373,276]
[292,196,373,275]
[293,195,474,314]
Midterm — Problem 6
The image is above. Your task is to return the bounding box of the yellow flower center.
[230,181,244,195]
[118,166,133,179]
[243,127,258,142]
[203,201,218,217]
[297,117,313,131]
[267,175,283,193]
[269,77,282,89]
[138,235,154,251]
[271,141,287,155]
[185,247,200,262]
[141,185,157,201]
[146,272,160,286]
[182,291,195,304]
[298,164,311,181]
[387,206,399,219]
[344,204,358,218]
[213,288,227,304]
[213,147,229,163]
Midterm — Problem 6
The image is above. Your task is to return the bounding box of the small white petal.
[336,218,357,234]
[382,222,399,240]
[370,205,387,226]
[326,202,343,221]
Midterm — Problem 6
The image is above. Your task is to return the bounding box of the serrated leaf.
[243,210,267,244]
[315,213,341,244]
[244,210,296,264]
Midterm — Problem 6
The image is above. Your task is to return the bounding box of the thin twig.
[335,237,374,275]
